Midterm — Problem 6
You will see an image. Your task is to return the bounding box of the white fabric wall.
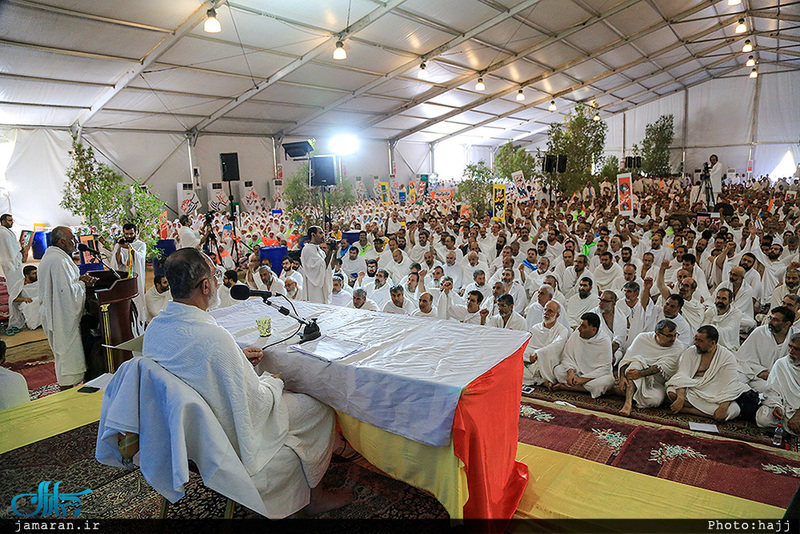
[603,70,800,178]
[3,128,78,229]
[395,141,432,184]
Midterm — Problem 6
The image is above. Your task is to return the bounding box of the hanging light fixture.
[593,112,601,121]
[749,67,758,78]
[475,77,485,91]
[204,8,221,33]
[746,55,755,67]
[735,19,747,34]
[516,89,525,101]
[548,100,557,112]
[742,39,753,53]
[333,40,347,60]
[418,62,429,79]
[728,0,742,5]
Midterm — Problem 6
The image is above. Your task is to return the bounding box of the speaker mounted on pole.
[310,155,337,187]
[220,153,240,182]
[557,155,567,173]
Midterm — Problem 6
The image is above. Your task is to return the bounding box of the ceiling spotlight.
[742,39,753,53]
[475,77,485,91]
[516,89,525,101]
[333,40,347,60]
[418,62,429,79]
[593,112,601,121]
[548,100,557,112]
[204,8,221,33]
[728,0,741,5]
[746,55,755,67]
[749,67,758,78]
[735,19,747,34]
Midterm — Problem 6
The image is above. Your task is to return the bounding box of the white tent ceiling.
[1,0,798,147]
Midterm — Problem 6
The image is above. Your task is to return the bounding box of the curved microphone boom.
[77,243,121,279]
[228,284,320,343]
[230,284,280,300]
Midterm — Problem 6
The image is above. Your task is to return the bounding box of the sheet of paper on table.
[84,373,114,392]
[289,335,364,361]
[688,422,719,433]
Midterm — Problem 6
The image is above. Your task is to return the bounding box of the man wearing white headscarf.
[553,312,614,398]
[617,320,685,415]
[0,214,24,333]
[523,301,570,387]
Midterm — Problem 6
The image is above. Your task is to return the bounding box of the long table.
[211,299,530,519]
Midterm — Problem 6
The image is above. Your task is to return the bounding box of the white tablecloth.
[211,299,530,447]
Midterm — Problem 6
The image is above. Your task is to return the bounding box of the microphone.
[78,243,101,256]
[229,284,320,343]
[77,243,121,279]
[230,284,281,301]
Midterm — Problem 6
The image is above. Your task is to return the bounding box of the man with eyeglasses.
[701,288,743,352]
[616,319,685,416]
[641,277,692,347]
[666,325,749,422]
[756,332,800,435]
[143,247,352,517]
[737,306,796,393]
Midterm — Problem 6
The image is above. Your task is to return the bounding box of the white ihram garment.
[619,332,684,408]
[523,321,570,386]
[554,328,615,398]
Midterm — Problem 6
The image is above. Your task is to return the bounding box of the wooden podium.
[85,270,140,374]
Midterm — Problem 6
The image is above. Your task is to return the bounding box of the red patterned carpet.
[519,402,800,508]
[5,356,57,392]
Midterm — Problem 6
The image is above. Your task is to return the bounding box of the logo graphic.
[11,481,92,517]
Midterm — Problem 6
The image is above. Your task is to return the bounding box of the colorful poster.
[416,174,428,205]
[408,181,416,204]
[158,211,169,239]
[787,191,797,201]
[398,190,407,203]
[460,205,471,217]
[492,184,506,221]
[380,182,391,204]
[276,164,283,179]
[177,183,201,215]
[617,172,633,216]
[431,189,452,200]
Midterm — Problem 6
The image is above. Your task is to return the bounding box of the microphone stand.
[86,249,121,280]
[259,295,321,343]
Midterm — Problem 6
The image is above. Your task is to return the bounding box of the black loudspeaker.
[543,155,557,173]
[310,155,337,186]
[625,156,634,169]
[557,154,567,173]
[220,153,240,182]
[634,156,642,169]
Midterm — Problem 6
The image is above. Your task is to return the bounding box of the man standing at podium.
[39,226,98,389]
[300,226,332,304]
[112,223,147,329]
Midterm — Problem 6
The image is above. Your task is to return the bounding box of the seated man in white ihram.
[523,301,570,387]
[142,248,351,517]
[666,325,750,422]
[553,312,615,398]
[615,319,685,416]
[144,274,171,322]
[756,332,800,435]
[9,265,41,330]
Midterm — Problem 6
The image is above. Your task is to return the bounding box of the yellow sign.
[492,184,506,221]
[380,182,390,204]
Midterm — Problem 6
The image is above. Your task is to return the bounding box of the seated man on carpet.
[0,339,30,411]
[523,301,570,388]
[756,332,800,435]
[143,248,351,517]
[9,265,41,330]
[615,319,685,416]
[737,306,795,393]
[666,325,750,422]
[552,312,615,398]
